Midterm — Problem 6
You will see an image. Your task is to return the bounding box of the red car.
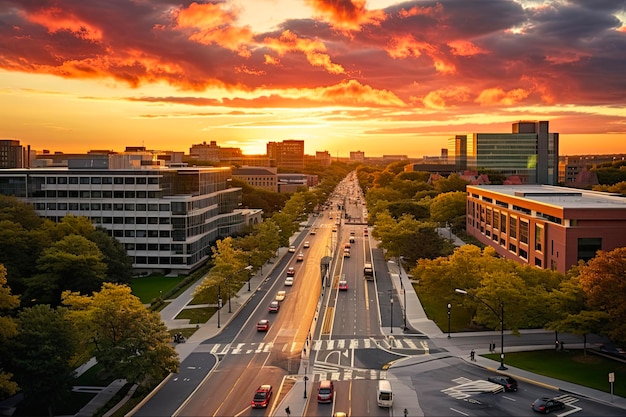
[257,319,270,331]
[287,267,296,277]
[338,280,348,291]
[268,301,280,313]
[252,385,273,408]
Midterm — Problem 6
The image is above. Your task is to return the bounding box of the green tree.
[429,191,467,226]
[9,304,78,416]
[578,247,626,344]
[0,265,20,399]
[194,237,247,302]
[62,283,179,385]
[548,310,609,354]
[24,235,107,306]
[433,173,469,193]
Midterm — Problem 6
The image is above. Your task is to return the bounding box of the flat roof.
[467,185,626,209]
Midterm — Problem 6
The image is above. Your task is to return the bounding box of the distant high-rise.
[0,139,25,168]
[449,121,559,185]
[267,140,304,170]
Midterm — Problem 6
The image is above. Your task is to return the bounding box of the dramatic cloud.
[0,0,624,155]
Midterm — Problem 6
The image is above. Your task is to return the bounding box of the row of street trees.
[360,160,626,347]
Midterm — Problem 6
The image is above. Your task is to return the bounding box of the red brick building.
[466,185,626,274]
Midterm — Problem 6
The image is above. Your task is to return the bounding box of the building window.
[493,210,499,230]
[509,243,516,253]
[520,220,529,244]
[577,238,602,262]
[534,257,542,267]
[80,177,90,184]
[500,213,506,231]
[509,216,517,239]
[535,225,543,252]
[519,248,528,259]
[486,208,492,226]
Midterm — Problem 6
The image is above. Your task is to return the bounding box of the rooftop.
[468,185,626,210]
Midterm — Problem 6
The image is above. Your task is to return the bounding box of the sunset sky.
[1,0,624,157]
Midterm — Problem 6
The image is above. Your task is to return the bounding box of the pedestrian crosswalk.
[312,363,385,381]
[200,337,428,357]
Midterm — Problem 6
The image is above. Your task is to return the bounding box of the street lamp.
[303,375,309,399]
[447,303,451,338]
[247,257,253,291]
[455,288,507,370]
[217,285,222,329]
[390,294,394,334]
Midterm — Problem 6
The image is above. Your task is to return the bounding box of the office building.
[0,158,249,275]
[267,140,304,170]
[450,121,559,185]
[0,139,27,169]
[466,184,626,274]
[232,167,278,192]
[559,154,626,185]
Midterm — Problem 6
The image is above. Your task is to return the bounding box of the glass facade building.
[0,164,245,275]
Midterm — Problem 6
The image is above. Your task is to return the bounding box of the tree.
[9,305,78,416]
[578,247,626,344]
[548,310,609,355]
[0,265,20,399]
[432,173,469,193]
[194,237,247,302]
[62,283,179,385]
[429,191,466,226]
[24,235,107,306]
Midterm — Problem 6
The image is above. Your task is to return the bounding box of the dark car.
[256,319,270,332]
[268,300,280,313]
[287,267,296,277]
[251,385,272,408]
[531,397,565,414]
[487,375,518,392]
[599,344,626,359]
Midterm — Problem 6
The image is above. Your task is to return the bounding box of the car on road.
[256,319,270,332]
[297,252,304,261]
[275,290,286,301]
[287,267,295,277]
[599,344,626,359]
[338,280,348,291]
[310,228,317,235]
[531,397,565,413]
[288,245,296,253]
[251,385,272,408]
[303,241,310,248]
[317,380,334,403]
[284,276,294,286]
[268,300,280,313]
[487,375,518,392]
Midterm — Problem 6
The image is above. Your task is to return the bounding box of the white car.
[303,241,310,248]
[288,246,296,253]
[275,290,286,301]
[284,277,294,286]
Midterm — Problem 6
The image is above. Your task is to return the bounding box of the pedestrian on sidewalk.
[285,406,291,416]
[470,349,476,361]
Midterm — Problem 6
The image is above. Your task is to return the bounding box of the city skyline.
[1,0,625,157]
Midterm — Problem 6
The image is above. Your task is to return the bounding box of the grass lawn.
[175,306,217,324]
[130,275,186,304]
[484,350,626,397]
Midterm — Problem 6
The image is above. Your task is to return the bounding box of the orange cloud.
[314,79,405,106]
[307,0,387,32]
[447,40,486,57]
[22,6,102,40]
[387,35,456,74]
[264,54,280,66]
[264,30,344,74]
[421,86,471,109]
[474,87,530,106]
[176,2,253,55]
[398,3,444,18]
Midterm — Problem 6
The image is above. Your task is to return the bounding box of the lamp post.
[217,284,222,329]
[227,275,232,313]
[447,303,451,338]
[455,288,507,370]
[247,256,252,291]
[303,375,309,399]
[390,294,394,334]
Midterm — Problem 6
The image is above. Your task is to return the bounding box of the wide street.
[131,172,626,417]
